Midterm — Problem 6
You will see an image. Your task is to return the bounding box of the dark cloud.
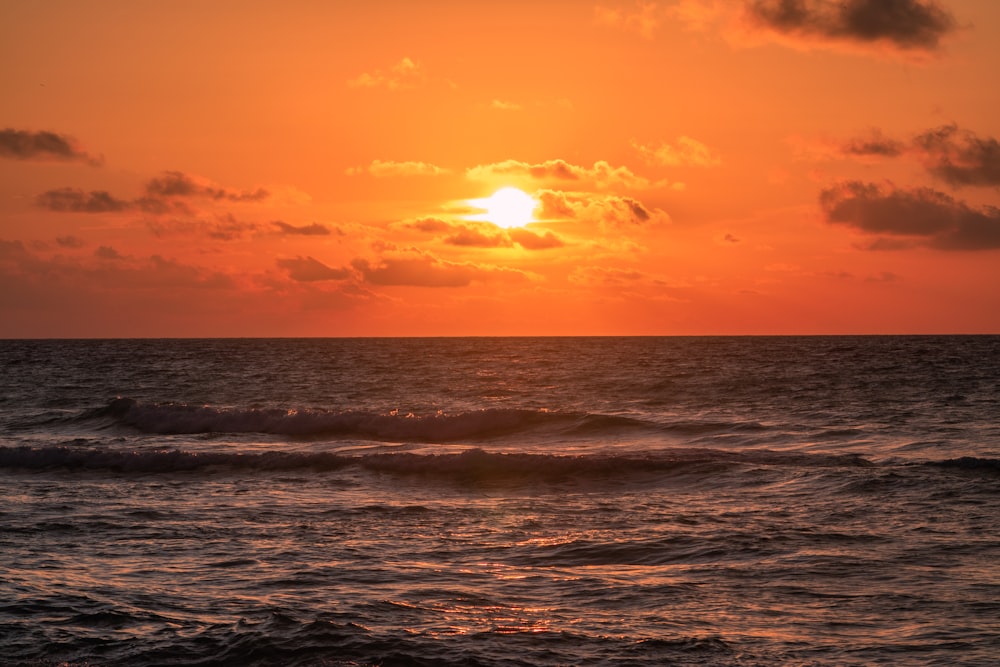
[841,129,906,157]
[820,180,1000,250]
[94,246,123,260]
[914,124,1000,187]
[144,171,268,202]
[0,128,101,165]
[56,236,86,248]
[146,215,259,241]
[817,124,1000,188]
[277,256,351,282]
[273,221,332,236]
[206,214,259,241]
[134,197,193,216]
[745,0,957,51]
[866,271,900,282]
[37,171,266,217]
[36,188,130,213]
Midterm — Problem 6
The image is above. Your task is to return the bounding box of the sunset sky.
[2,0,999,337]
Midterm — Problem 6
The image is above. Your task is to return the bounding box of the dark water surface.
[1,336,998,665]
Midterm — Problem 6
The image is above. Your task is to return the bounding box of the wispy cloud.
[348,57,424,90]
[272,221,334,236]
[276,256,351,282]
[403,218,565,251]
[0,241,235,291]
[147,214,261,241]
[594,2,663,39]
[467,159,654,190]
[490,99,523,111]
[351,249,532,287]
[346,159,450,177]
[632,136,721,167]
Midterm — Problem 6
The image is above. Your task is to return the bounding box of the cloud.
[0,128,101,165]
[536,189,669,227]
[348,57,424,90]
[674,0,957,56]
[0,241,235,291]
[351,250,530,287]
[490,99,522,111]
[146,214,260,241]
[144,171,268,201]
[346,159,450,177]
[594,2,663,38]
[806,124,1000,187]
[568,266,647,286]
[742,0,957,51]
[403,218,565,250]
[0,239,28,261]
[820,180,1000,250]
[276,256,351,282]
[632,136,721,167]
[37,172,269,219]
[272,221,332,236]
[94,246,123,260]
[839,129,907,158]
[508,228,565,250]
[467,159,653,189]
[35,188,131,213]
[401,217,453,233]
[914,124,1000,188]
[444,226,512,248]
[56,236,86,249]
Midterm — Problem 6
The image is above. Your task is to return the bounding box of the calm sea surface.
[1,336,998,666]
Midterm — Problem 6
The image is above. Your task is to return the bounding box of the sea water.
[1,336,997,666]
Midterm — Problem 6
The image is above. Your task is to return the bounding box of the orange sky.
[2,0,999,337]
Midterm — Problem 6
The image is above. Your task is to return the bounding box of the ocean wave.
[74,397,781,446]
[82,397,658,442]
[0,445,874,479]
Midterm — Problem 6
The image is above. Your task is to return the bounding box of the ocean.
[1,336,997,666]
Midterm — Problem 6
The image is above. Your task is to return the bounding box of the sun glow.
[470,187,537,228]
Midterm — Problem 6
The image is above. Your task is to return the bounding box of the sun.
[470,187,537,228]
